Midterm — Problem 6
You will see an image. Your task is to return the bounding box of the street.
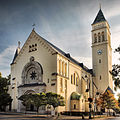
[0,112,120,120]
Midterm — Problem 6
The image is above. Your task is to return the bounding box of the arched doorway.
[70,92,85,112]
[24,90,37,111]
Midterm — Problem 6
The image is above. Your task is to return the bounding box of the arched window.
[71,75,73,84]
[94,34,97,43]
[62,61,64,75]
[60,78,63,92]
[102,31,105,42]
[99,59,101,63]
[65,63,67,77]
[74,72,79,86]
[98,33,101,42]
[74,73,76,85]
[29,45,32,52]
[76,77,78,86]
[59,60,61,74]
[74,104,76,109]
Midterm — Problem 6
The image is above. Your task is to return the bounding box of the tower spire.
[92,7,106,25]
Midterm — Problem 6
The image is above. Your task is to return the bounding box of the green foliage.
[46,92,65,109]
[115,46,120,53]
[0,77,9,92]
[18,92,65,112]
[18,94,34,109]
[111,64,120,90]
[118,96,120,108]
[0,72,2,78]
[0,74,12,111]
[97,90,116,110]
[0,93,12,111]
[111,46,120,90]
[32,92,47,112]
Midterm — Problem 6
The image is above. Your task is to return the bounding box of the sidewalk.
[49,114,117,120]
[0,111,118,120]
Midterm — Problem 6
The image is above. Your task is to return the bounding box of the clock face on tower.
[97,49,102,55]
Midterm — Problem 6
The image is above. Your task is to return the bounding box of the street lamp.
[93,92,100,118]
[88,97,93,119]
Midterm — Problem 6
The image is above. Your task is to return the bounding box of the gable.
[11,29,57,65]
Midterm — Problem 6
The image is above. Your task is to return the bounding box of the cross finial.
[32,24,36,30]
[99,3,101,9]
[18,41,20,48]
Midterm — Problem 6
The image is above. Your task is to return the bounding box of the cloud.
[0,45,16,77]
[0,0,120,77]
[104,1,120,19]
[74,56,92,69]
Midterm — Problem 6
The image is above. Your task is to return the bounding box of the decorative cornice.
[18,82,46,88]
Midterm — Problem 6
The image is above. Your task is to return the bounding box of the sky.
[0,0,120,77]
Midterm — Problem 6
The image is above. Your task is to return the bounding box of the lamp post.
[88,98,93,119]
[84,74,93,119]
[93,92,100,118]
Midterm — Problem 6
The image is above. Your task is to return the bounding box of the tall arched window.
[74,104,76,109]
[65,63,67,77]
[59,60,61,74]
[62,61,64,75]
[98,33,101,42]
[71,75,73,84]
[60,78,63,92]
[74,73,76,85]
[94,34,97,43]
[76,77,78,86]
[102,32,105,42]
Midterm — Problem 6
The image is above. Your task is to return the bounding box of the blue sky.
[0,0,120,77]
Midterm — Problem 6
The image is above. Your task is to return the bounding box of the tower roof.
[92,9,106,25]
[105,86,114,94]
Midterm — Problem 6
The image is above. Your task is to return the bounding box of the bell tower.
[91,8,113,92]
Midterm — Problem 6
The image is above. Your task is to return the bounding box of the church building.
[9,8,113,113]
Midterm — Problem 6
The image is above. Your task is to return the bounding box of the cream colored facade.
[10,8,113,113]
[10,29,93,113]
[91,9,113,93]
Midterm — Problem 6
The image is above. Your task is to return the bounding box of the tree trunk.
[51,107,56,116]
[37,107,39,114]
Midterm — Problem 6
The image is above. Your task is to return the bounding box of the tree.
[19,93,47,112]
[96,90,116,115]
[111,46,120,90]
[0,93,12,111]
[32,92,47,113]
[46,92,65,110]
[19,92,65,114]
[118,96,120,108]
[18,94,34,111]
[0,74,12,111]
[0,72,2,78]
